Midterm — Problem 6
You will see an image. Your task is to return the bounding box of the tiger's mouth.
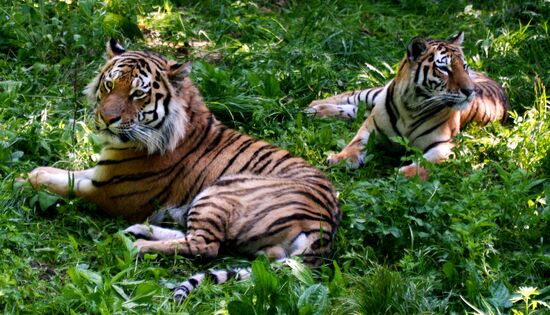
[97,127,132,144]
[447,92,475,111]
[451,99,471,111]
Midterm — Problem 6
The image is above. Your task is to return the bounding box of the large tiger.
[306,32,508,179]
[26,40,340,300]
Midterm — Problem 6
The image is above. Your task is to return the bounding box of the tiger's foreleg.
[399,141,454,180]
[327,117,372,168]
[305,87,382,119]
[27,167,96,198]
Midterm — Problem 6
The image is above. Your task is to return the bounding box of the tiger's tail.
[173,268,252,301]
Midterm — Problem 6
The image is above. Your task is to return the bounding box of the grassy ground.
[1,0,549,314]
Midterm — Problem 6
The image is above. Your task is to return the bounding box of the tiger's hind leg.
[131,230,221,258]
[129,187,235,258]
[129,174,337,302]
[171,231,330,302]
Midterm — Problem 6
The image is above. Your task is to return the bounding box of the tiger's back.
[462,72,508,127]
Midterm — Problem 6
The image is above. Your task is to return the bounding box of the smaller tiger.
[306,32,508,179]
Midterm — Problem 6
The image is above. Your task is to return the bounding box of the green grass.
[1,0,549,314]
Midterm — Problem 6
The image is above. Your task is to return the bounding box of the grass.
[1,0,549,314]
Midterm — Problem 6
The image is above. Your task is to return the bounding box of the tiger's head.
[398,32,475,112]
[85,40,190,154]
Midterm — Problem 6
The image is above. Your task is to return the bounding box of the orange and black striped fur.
[28,40,340,300]
[306,32,508,179]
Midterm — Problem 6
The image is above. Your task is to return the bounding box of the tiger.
[306,32,508,179]
[26,40,340,301]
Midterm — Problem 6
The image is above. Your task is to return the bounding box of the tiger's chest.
[371,99,461,151]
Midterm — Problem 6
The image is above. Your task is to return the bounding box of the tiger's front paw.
[399,164,429,181]
[27,167,60,189]
[133,239,153,255]
[303,101,332,117]
[305,101,357,119]
[327,151,365,169]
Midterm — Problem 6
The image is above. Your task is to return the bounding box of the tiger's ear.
[407,37,427,62]
[167,61,192,87]
[449,31,464,46]
[106,39,126,59]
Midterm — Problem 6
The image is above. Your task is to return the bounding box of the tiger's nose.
[100,112,121,126]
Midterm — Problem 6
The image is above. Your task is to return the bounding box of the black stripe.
[171,132,245,204]
[188,278,199,288]
[151,93,171,128]
[219,139,255,176]
[250,148,278,171]
[422,139,451,153]
[175,285,190,295]
[264,152,293,174]
[384,81,401,137]
[371,88,382,102]
[187,217,224,235]
[246,224,293,243]
[238,144,273,173]
[97,155,146,165]
[147,115,216,203]
[270,213,332,228]
[226,270,237,281]
[413,119,448,141]
[251,200,312,221]
[192,201,228,211]
[214,176,259,187]
[276,160,304,175]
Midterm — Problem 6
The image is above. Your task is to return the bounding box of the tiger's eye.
[105,81,114,90]
[133,90,145,97]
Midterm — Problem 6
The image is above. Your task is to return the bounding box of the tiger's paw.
[27,167,68,190]
[399,164,429,181]
[327,152,365,169]
[303,101,333,117]
[304,102,357,119]
[27,167,52,189]
[125,224,154,240]
[132,238,153,255]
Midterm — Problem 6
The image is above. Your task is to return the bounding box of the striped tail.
[173,267,252,302]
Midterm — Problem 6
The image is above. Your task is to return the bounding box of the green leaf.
[133,281,158,302]
[37,190,60,210]
[76,266,103,287]
[298,284,329,315]
[228,300,256,315]
[442,261,458,282]
[286,258,314,286]
[489,281,513,308]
